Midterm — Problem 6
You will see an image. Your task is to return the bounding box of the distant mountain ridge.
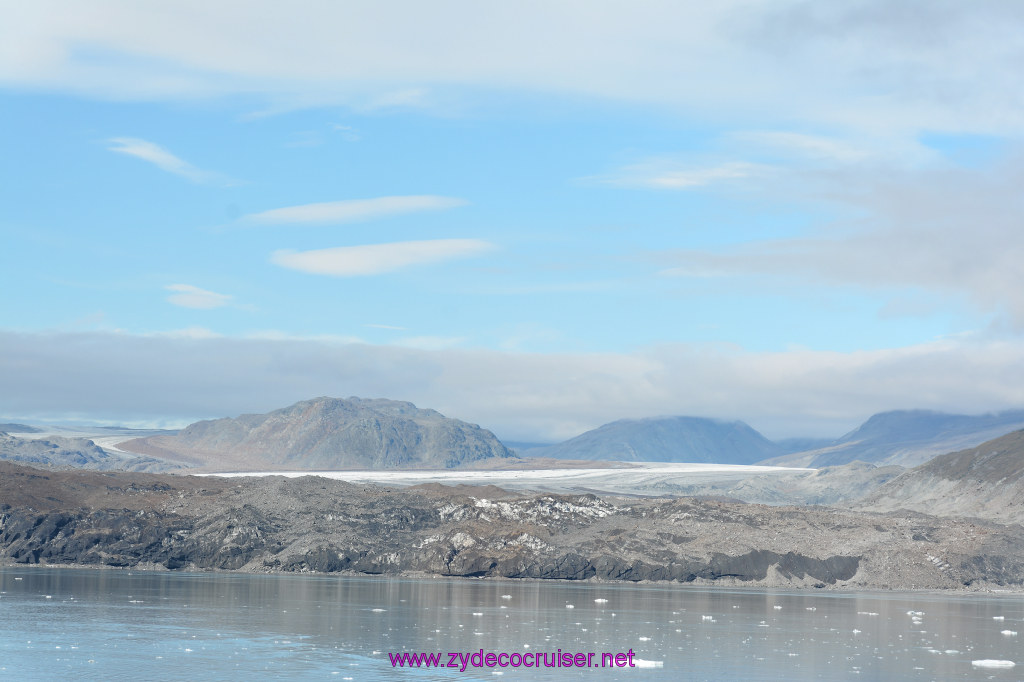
[122,396,516,470]
[764,409,1024,468]
[522,416,785,465]
[0,432,180,472]
[854,429,1024,524]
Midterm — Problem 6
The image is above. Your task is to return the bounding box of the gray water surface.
[0,567,1021,680]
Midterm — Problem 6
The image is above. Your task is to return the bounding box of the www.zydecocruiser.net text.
[390,648,638,671]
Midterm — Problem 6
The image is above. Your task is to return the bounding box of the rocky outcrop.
[121,397,516,471]
[1,461,1021,590]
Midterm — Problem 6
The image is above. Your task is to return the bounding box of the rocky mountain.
[764,409,1024,468]
[121,397,516,471]
[523,416,785,465]
[0,423,41,433]
[1,460,1021,590]
[0,432,181,472]
[854,429,1024,525]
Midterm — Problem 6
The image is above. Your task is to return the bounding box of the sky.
[3,0,1024,442]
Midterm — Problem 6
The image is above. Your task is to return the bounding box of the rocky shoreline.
[1,462,1022,591]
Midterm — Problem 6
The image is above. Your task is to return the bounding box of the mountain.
[523,416,785,464]
[764,409,1024,468]
[0,432,181,472]
[0,423,41,433]
[121,396,516,471]
[855,429,1024,525]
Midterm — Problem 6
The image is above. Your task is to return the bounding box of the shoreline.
[4,561,1023,595]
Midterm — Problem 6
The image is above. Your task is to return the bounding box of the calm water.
[0,567,1021,680]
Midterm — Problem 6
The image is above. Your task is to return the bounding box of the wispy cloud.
[593,161,767,190]
[107,138,233,185]
[242,195,467,225]
[271,239,495,276]
[164,284,232,309]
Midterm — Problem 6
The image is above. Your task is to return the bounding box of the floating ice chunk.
[565,604,574,609]
[633,659,663,668]
[971,660,1015,668]
[945,650,959,654]
[371,608,386,613]
[852,629,861,634]
[993,616,1005,621]
[501,595,512,600]
[773,605,782,610]
[906,611,924,616]
[806,607,816,611]
[639,636,651,641]
[594,598,608,604]
[472,613,483,616]
[1001,630,1018,636]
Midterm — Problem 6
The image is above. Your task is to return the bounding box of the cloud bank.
[3,330,1024,441]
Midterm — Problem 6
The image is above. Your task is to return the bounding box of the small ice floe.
[757,621,769,627]
[501,595,512,600]
[633,659,663,668]
[638,637,651,641]
[14,578,22,581]
[371,608,386,613]
[907,611,924,616]
[773,605,782,610]
[472,612,483,616]
[856,612,879,616]
[971,660,1016,668]
[44,595,52,599]
[805,607,816,611]
[565,604,574,609]
[852,629,861,634]
[1001,630,1018,636]
[594,598,608,604]
[945,650,959,654]
[129,600,144,604]
[701,615,715,622]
